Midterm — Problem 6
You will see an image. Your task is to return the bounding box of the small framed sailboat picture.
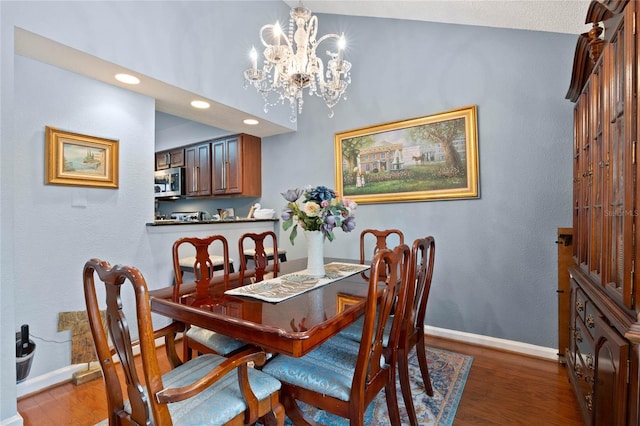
[45,126,119,188]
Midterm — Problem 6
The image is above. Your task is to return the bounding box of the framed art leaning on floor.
[334,105,479,204]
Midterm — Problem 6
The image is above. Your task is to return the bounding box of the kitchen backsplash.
[155,197,266,220]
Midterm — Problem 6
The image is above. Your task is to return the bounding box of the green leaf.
[289,225,298,245]
[282,217,294,231]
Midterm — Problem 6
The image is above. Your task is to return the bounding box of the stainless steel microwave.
[154,167,184,199]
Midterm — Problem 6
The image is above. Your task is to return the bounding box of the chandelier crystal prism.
[243,2,352,122]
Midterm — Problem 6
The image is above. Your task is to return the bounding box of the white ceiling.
[16,1,592,139]
[285,0,592,35]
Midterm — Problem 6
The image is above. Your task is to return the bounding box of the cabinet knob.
[586,314,595,329]
[574,329,583,343]
[585,353,594,370]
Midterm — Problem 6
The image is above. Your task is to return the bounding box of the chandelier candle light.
[281,186,357,277]
[243,2,352,122]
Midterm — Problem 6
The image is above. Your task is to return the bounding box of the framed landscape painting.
[45,126,119,188]
[334,105,479,204]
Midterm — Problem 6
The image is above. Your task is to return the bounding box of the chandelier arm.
[314,57,327,88]
[259,24,294,50]
[308,15,318,41]
[315,33,341,47]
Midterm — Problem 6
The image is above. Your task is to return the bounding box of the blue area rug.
[286,346,473,426]
[96,347,472,426]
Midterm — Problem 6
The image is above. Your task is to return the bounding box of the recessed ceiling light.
[190,100,210,109]
[243,118,259,125]
[114,73,140,85]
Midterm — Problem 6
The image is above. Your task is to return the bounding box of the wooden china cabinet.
[566,1,640,424]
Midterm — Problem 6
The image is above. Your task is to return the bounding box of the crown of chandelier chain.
[243,3,351,122]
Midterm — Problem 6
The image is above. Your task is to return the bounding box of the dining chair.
[242,230,287,267]
[238,231,281,284]
[339,236,436,426]
[395,235,436,425]
[83,258,284,426]
[262,244,411,426]
[360,228,404,280]
[172,235,246,360]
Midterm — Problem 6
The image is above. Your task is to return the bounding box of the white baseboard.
[425,325,560,361]
[16,335,169,399]
[0,414,23,426]
[16,328,559,398]
[16,363,87,398]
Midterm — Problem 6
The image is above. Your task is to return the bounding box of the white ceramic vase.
[304,230,326,277]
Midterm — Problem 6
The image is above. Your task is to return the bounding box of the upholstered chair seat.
[263,335,364,402]
[339,314,391,347]
[242,247,287,263]
[126,354,282,425]
[178,255,234,273]
[185,326,246,356]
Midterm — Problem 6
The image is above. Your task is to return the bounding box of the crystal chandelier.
[243,2,352,122]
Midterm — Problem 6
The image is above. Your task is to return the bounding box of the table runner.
[224,262,370,303]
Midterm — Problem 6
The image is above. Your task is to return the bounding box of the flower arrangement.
[281,186,357,244]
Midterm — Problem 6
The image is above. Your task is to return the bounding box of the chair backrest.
[353,243,411,398]
[359,228,404,279]
[83,258,183,425]
[238,231,280,284]
[406,236,436,338]
[172,235,231,306]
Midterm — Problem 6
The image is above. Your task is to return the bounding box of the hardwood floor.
[17,336,584,425]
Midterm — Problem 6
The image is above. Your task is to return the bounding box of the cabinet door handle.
[166,153,170,166]
[225,162,230,189]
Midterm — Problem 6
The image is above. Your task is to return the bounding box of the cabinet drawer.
[584,301,598,339]
[569,349,594,418]
[575,319,596,372]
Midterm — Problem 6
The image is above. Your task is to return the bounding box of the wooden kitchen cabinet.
[565,1,640,424]
[155,148,184,170]
[212,134,261,197]
[184,142,211,196]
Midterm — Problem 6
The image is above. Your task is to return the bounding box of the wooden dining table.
[149,257,372,357]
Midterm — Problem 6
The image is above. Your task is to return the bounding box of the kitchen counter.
[145,218,281,286]
[146,218,278,226]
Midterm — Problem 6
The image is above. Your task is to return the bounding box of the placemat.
[224,262,370,303]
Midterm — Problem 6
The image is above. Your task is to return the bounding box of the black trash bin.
[16,325,35,383]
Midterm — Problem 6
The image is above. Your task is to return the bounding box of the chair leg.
[182,330,193,361]
[384,365,402,426]
[416,333,434,396]
[398,347,418,426]
[261,394,285,426]
[281,392,314,426]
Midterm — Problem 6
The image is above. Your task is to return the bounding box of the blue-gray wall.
[0,2,575,424]
[259,15,575,347]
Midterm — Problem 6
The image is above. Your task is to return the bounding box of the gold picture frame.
[335,105,479,204]
[336,293,364,314]
[45,126,119,188]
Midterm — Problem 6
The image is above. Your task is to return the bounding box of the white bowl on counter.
[253,209,275,219]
